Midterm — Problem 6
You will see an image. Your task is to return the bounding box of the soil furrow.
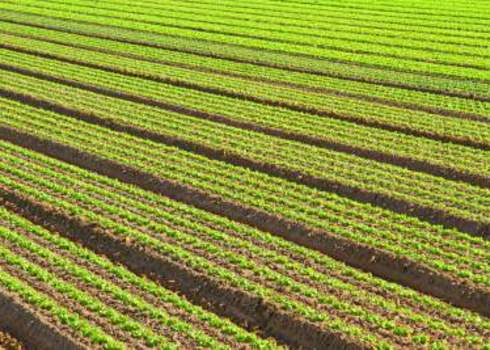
[2,219,409,348]
[0,135,487,319]
[70,201,411,346]
[3,54,490,156]
[0,286,87,350]
[1,85,489,238]
[0,188,363,350]
[111,217,462,347]
[2,2,489,348]
[0,260,146,349]
[1,17,487,102]
[25,153,482,264]
[3,59,490,190]
[2,223,251,349]
[5,154,489,328]
[0,238,196,349]
[0,176,486,347]
[5,152,487,336]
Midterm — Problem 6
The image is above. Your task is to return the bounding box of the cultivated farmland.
[0,0,488,349]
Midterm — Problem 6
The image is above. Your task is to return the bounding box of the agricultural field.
[0,0,488,349]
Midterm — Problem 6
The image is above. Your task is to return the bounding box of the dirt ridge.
[0,287,86,350]
[0,127,488,318]
[1,87,489,236]
[0,190,363,350]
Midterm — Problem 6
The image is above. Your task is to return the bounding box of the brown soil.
[3,80,490,192]
[0,331,22,350]
[1,85,490,236]
[5,161,484,344]
[11,224,253,349]
[0,232,203,349]
[0,287,87,350]
[28,164,484,337]
[0,137,488,322]
[0,191,363,350]
[31,223,246,346]
[0,260,145,349]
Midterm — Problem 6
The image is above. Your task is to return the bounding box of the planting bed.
[0,0,488,349]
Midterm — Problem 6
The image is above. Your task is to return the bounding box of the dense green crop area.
[0,0,488,349]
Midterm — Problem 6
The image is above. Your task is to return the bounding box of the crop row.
[0,255,125,349]
[2,70,489,283]
[0,139,489,348]
[3,137,488,332]
[2,22,488,121]
[0,155,392,349]
[13,0,487,61]
[2,43,490,180]
[2,49,490,219]
[269,0,490,19]
[321,0,490,11]
[2,2,488,349]
[3,31,490,144]
[198,0,490,17]
[5,0,490,82]
[0,10,487,100]
[16,0,490,64]
[0,205,280,350]
[0,270,125,349]
[228,0,490,29]
[161,0,490,40]
[1,49,489,190]
[280,0,490,13]
[0,96,488,299]
[92,0,490,49]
